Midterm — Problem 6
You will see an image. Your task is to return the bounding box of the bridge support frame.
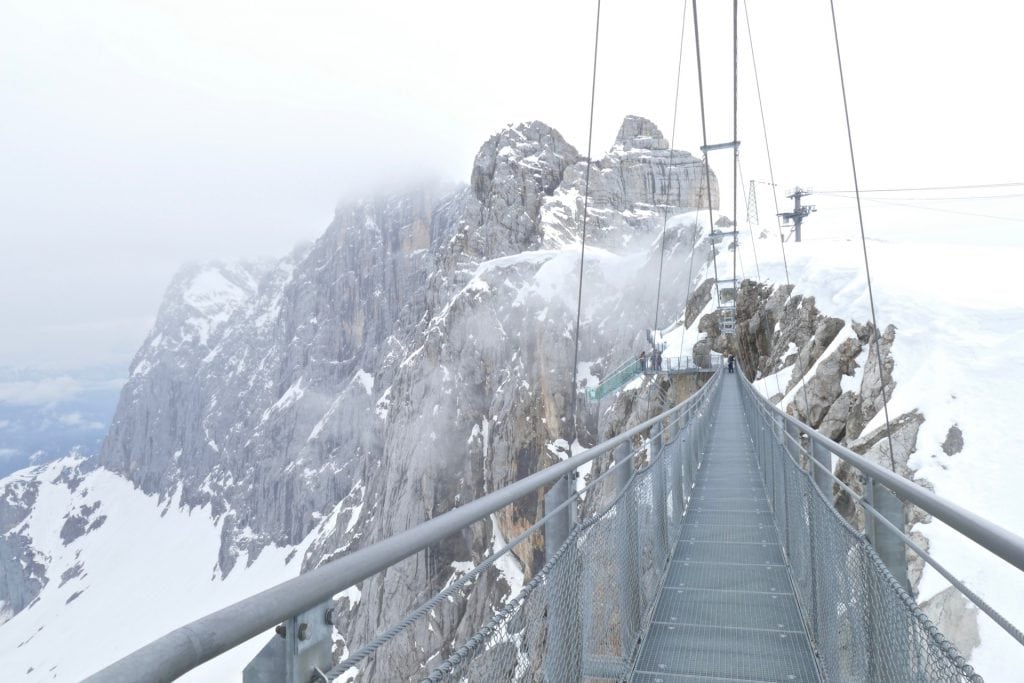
[243,599,333,683]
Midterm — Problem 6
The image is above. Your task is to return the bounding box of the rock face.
[0,116,706,674]
[541,116,717,248]
[0,475,45,623]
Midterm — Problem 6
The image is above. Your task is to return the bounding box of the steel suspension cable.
[742,0,790,287]
[691,0,721,303]
[731,0,739,294]
[653,0,690,333]
[828,0,897,473]
[740,0,812,414]
[569,0,602,443]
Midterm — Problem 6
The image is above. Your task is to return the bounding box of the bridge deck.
[630,375,822,682]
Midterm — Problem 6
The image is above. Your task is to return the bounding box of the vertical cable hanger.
[652,0,690,335]
[828,0,898,472]
[568,0,602,445]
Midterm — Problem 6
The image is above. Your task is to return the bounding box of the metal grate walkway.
[631,375,822,682]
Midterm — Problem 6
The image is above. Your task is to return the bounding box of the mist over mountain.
[1,113,1020,680]
[0,116,723,679]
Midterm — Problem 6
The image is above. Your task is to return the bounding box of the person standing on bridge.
[639,350,647,373]
[727,354,735,374]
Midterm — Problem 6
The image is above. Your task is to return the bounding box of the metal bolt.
[275,624,286,638]
[297,622,310,641]
[324,607,334,625]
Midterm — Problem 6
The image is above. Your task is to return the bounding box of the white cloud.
[0,377,82,406]
[58,412,105,430]
[0,419,10,429]
[0,448,20,460]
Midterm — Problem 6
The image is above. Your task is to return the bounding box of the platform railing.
[737,370,1024,681]
[85,373,722,683]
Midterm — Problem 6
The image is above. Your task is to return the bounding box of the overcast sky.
[2,0,1022,376]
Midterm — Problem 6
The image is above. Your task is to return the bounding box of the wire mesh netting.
[421,386,719,682]
[745,386,983,683]
[325,371,983,683]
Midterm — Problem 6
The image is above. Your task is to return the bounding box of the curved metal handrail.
[85,372,722,682]
[736,370,1024,573]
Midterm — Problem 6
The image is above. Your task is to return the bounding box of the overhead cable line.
[827,192,1024,201]
[828,0,898,473]
[818,181,1024,194]
[568,0,602,444]
[653,0,690,334]
[827,194,1024,223]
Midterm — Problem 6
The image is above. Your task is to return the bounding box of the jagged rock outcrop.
[468,122,581,257]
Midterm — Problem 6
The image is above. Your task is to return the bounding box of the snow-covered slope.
[0,455,336,682]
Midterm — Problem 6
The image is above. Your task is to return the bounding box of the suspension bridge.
[85,368,1024,682]
[81,0,1024,680]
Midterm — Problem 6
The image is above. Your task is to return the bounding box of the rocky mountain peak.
[464,121,581,257]
[614,115,669,151]
[470,121,579,204]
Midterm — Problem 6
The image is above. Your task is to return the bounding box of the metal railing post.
[810,439,833,500]
[871,480,910,593]
[651,423,669,559]
[614,442,642,655]
[686,407,699,478]
[805,488,822,644]
[543,475,580,681]
[785,420,801,465]
[672,418,686,526]
[772,414,784,522]
[863,476,877,543]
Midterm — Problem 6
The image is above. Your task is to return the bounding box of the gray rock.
[920,586,980,661]
[614,115,670,150]
[941,425,964,456]
[0,474,46,624]
[685,278,715,328]
[541,115,718,248]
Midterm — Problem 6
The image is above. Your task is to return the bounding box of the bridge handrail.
[85,372,722,683]
[737,371,1024,574]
